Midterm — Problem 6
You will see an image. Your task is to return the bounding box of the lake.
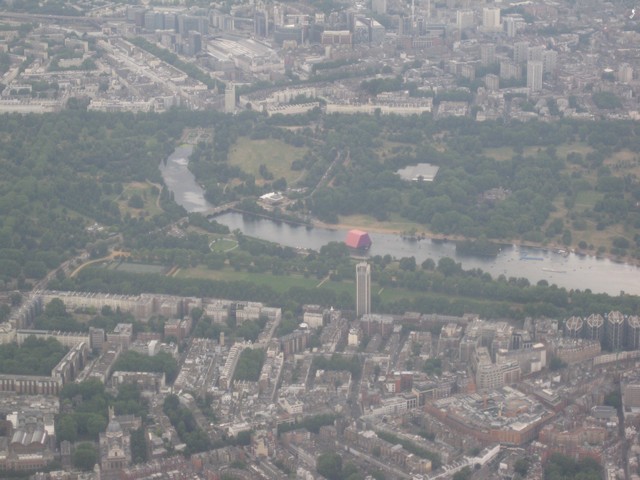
[160,146,640,296]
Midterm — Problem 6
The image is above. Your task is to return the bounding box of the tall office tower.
[542,49,558,75]
[526,60,543,93]
[482,7,501,31]
[484,74,500,91]
[225,83,236,114]
[356,262,371,317]
[528,45,544,62]
[513,41,529,64]
[564,316,583,339]
[606,310,625,351]
[372,0,387,15]
[585,314,604,342]
[480,44,496,67]
[504,16,518,37]
[627,315,640,350]
[618,63,634,83]
[456,10,474,30]
[500,60,521,80]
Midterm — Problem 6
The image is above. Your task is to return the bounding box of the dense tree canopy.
[544,453,602,480]
[0,336,68,376]
[112,351,179,384]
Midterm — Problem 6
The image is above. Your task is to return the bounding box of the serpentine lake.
[160,145,640,296]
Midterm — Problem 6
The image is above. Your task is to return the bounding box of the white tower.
[225,83,236,114]
[526,60,543,93]
[356,262,371,317]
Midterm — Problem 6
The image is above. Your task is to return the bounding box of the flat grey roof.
[396,163,440,182]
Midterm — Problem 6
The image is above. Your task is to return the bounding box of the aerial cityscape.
[1,0,640,478]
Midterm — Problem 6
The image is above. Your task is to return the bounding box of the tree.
[604,391,621,410]
[127,194,144,209]
[452,467,472,480]
[317,452,343,480]
[73,442,98,471]
[514,457,530,477]
[58,415,78,443]
[549,355,567,371]
[399,256,417,271]
[437,257,461,277]
[45,298,67,317]
[421,258,435,270]
[544,453,602,480]
[592,92,622,109]
[85,413,107,437]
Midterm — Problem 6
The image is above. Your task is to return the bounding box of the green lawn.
[210,238,238,252]
[228,137,307,185]
[176,266,322,292]
[482,146,515,161]
[377,287,425,302]
[117,182,163,217]
[336,213,425,234]
[555,142,593,158]
[178,266,353,294]
[114,262,168,274]
[575,190,603,209]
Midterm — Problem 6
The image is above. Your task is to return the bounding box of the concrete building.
[90,327,106,352]
[606,310,625,351]
[627,315,640,350]
[564,316,583,339]
[100,407,132,480]
[527,61,543,93]
[618,63,633,83]
[585,314,605,342]
[528,45,544,62]
[456,10,474,30]
[371,0,387,14]
[513,41,529,65]
[356,262,371,317]
[543,49,558,75]
[485,74,500,91]
[425,387,555,446]
[503,16,522,37]
[496,343,546,375]
[302,305,326,329]
[473,346,521,390]
[551,339,601,364]
[482,7,501,32]
[225,82,236,114]
[107,323,133,350]
[480,44,496,67]
[500,60,521,80]
[361,314,394,337]
[16,330,89,349]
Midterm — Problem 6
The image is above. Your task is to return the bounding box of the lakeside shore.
[312,218,640,270]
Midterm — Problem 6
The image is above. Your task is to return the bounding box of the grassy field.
[377,287,425,303]
[175,265,506,307]
[333,213,426,235]
[117,182,163,217]
[181,267,366,296]
[555,142,593,159]
[113,262,168,274]
[210,238,238,252]
[228,137,307,186]
[574,190,603,209]
[376,140,415,160]
[176,266,324,293]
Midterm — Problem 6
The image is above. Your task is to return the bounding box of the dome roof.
[106,419,122,434]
